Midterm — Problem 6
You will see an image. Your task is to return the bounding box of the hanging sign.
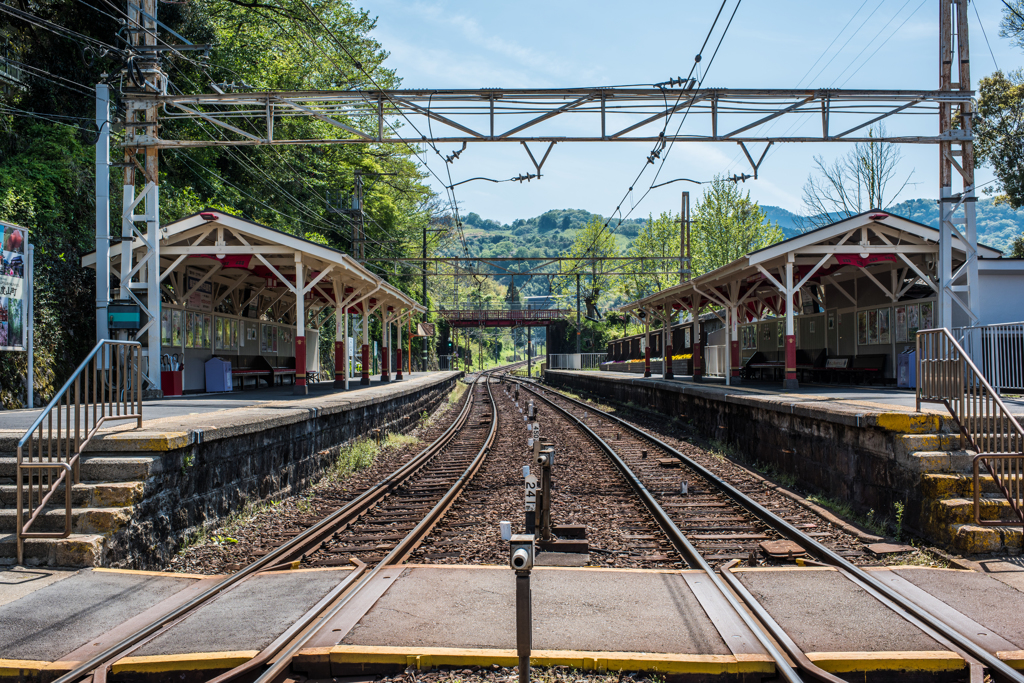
[0,223,28,351]
[834,253,897,268]
[186,266,213,312]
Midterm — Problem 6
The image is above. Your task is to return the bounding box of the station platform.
[0,372,443,436]
[577,369,1024,418]
[2,563,1023,681]
[0,372,462,568]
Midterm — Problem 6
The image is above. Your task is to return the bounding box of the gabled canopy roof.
[83,209,424,315]
[619,209,1001,318]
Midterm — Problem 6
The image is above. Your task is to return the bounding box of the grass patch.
[808,494,888,537]
[750,460,798,489]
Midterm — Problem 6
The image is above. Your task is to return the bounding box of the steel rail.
[507,376,805,683]
[248,372,501,683]
[51,372,483,683]
[522,378,1024,683]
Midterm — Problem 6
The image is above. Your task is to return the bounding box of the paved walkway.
[595,371,1024,417]
[0,373,440,433]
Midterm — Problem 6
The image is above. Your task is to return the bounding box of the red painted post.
[381,345,389,382]
[361,344,370,385]
[784,334,798,390]
[396,348,403,380]
[644,345,652,378]
[294,336,307,394]
[334,340,345,385]
[730,339,741,382]
[692,342,702,382]
[664,344,674,379]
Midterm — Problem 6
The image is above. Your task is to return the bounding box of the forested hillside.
[762,198,1024,252]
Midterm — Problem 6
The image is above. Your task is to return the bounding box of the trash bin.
[205,357,233,393]
[897,349,916,389]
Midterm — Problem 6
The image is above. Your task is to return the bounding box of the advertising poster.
[858,311,868,345]
[867,309,878,345]
[908,304,920,338]
[895,306,907,343]
[0,223,27,351]
[878,308,891,344]
[920,301,933,330]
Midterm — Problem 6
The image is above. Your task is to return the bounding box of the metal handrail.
[916,328,1024,528]
[16,339,142,564]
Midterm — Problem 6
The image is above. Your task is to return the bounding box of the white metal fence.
[953,322,1024,394]
[704,345,728,379]
[438,355,458,371]
[547,353,607,371]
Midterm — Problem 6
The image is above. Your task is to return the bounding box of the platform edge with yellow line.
[294,645,775,675]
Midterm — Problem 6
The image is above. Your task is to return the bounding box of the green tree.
[556,216,618,317]
[692,176,784,277]
[1012,234,1024,258]
[974,70,1024,208]
[622,211,681,301]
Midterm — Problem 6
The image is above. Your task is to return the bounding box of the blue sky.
[362,0,1019,224]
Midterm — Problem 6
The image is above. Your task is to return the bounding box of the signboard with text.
[0,223,28,351]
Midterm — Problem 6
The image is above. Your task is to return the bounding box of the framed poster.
[203,314,212,349]
[867,309,878,345]
[895,305,907,343]
[0,222,28,351]
[684,328,691,348]
[920,301,933,330]
[230,319,239,349]
[777,321,784,347]
[185,311,195,348]
[762,324,772,342]
[172,309,183,347]
[857,311,868,345]
[261,324,277,354]
[907,303,920,338]
[161,310,173,346]
[215,317,224,350]
[878,308,891,344]
[828,312,835,330]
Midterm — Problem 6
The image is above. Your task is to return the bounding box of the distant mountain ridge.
[761,198,1024,254]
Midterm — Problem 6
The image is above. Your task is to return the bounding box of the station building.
[81,209,424,395]
[607,210,1024,389]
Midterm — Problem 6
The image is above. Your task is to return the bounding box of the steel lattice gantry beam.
[134,88,972,148]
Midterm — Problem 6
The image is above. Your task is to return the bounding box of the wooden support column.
[691,297,702,382]
[663,310,674,380]
[361,301,371,385]
[293,255,308,395]
[381,307,391,382]
[395,311,404,380]
[784,258,798,391]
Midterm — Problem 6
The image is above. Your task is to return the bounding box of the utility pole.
[422,220,428,371]
[95,82,110,344]
[575,273,581,354]
[680,191,691,286]
[938,0,978,330]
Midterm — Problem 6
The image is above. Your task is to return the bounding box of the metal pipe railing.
[916,328,1024,528]
[16,339,143,564]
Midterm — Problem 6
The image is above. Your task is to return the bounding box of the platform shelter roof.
[83,209,424,322]
[618,209,1003,322]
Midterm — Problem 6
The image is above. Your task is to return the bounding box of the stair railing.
[917,328,1024,528]
[16,340,142,564]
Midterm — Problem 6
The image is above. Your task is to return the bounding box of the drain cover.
[759,540,807,560]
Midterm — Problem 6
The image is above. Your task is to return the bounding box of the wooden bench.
[265,356,296,386]
[217,355,273,390]
[743,351,783,380]
[830,354,887,385]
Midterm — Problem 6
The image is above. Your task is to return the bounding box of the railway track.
[51,367,510,683]
[508,374,1024,683]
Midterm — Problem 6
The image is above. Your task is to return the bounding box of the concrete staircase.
[0,454,155,566]
[900,431,1023,554]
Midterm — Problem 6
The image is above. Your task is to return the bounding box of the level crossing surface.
[2,564,1024,680]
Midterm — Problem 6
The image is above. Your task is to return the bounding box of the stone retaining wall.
[104,373,461,568]
[544,370,957,536]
